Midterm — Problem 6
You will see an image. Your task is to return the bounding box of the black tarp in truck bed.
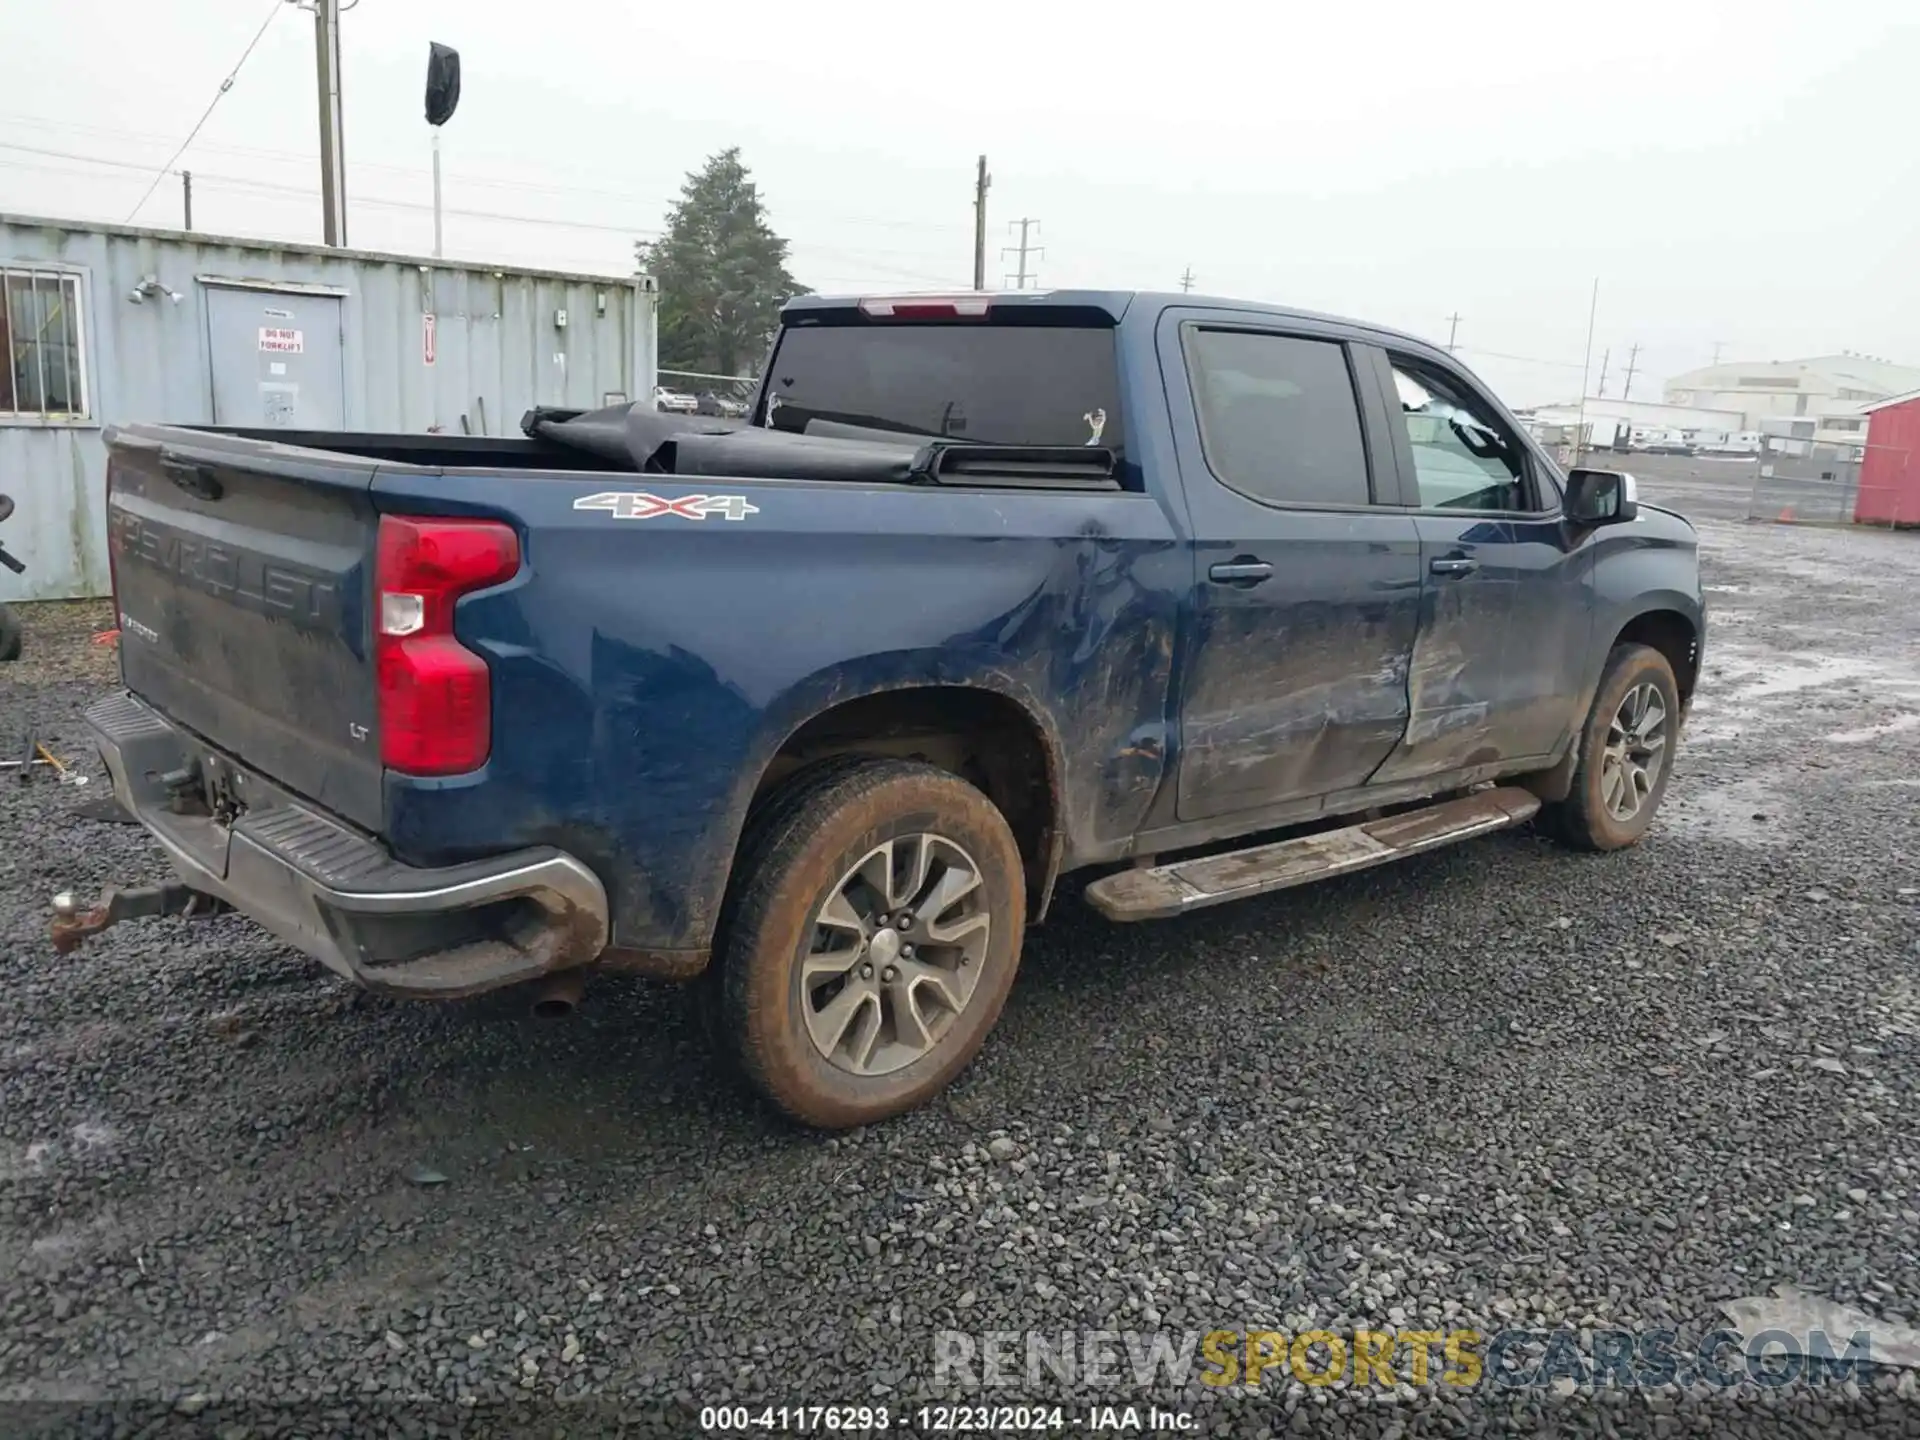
[520,403,1121,490]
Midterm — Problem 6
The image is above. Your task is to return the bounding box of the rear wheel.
[1541,643,1679,851]
[0,604,20,663]
[716,759,1025,1128]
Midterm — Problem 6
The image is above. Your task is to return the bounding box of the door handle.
[161,456,224,502]
[1429,556,1478,576]
[1208,560,1273,586]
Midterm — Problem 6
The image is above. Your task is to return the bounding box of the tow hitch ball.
[50,883,229,954]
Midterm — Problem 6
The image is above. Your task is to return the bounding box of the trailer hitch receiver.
[51,883,229,954]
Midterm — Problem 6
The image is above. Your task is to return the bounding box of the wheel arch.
[1612,605,1701,708]
[729,676,1068,925]
[1523,600,1701,805]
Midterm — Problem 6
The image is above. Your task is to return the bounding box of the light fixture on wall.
[128,276,183,304]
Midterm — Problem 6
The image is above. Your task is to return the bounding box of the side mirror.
[1566,468,1639,525]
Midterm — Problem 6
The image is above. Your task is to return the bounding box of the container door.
[204,287,346,429]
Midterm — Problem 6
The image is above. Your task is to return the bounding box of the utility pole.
[971,156,990,290]
[1620,342,1641,400]
[1002,218,1042,289]
[1180,266,1196,293]
[1445,312,1463,353]
[314,0,347,246]
[1573,278,1601,467]
[181,170,193,230]
[424,43,462,261]
[1596,347,1610,398]
[1711,340,1725,366]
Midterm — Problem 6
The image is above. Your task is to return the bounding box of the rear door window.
[757,323,1122,454]
[1185,328,1373,507]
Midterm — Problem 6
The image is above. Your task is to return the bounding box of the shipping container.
[1856,390,1920,527]
[1,213,658,600]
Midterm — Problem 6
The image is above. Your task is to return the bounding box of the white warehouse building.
[1664,353,1920,447]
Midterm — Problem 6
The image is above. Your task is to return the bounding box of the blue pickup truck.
[58,289,1702,1128]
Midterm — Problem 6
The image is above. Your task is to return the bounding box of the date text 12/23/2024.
[699,1405,1196,1432]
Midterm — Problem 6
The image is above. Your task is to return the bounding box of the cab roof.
[779,290,1446,360]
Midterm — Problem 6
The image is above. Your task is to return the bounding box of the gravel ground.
[2,514,1918,1439]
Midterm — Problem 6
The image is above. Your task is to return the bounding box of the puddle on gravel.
[1688,645,1920,746]
[1828,714,1920,745]
[1662,777,1793,847]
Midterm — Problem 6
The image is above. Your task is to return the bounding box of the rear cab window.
[755,316,1123,459]
[1183,328,1374,507]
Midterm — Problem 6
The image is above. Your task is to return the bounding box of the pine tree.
[636,148,808,378]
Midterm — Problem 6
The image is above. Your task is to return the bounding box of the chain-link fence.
[1744,435,1859,525]
[656,368,758,418]
[1739,436,1920,528]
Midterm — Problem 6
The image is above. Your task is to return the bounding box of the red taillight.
[374,515,520,776]
[858,294,994,319]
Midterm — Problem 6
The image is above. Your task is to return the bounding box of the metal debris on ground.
[0,737,90,785]
[2,737,64,780]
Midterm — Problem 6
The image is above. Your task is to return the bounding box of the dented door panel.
[1152,307,1425,823]
[1500,514,1593,757]
[1178,520,1424,818]
[1369,514,1521,784]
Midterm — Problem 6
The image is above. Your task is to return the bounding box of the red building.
[1856,388,1920,527]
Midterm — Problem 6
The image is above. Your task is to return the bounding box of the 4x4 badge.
[572,491,760,522]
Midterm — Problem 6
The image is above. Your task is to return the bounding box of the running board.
[1084,786,1542,922]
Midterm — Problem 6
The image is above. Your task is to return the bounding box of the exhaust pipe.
[530,970,586,1019]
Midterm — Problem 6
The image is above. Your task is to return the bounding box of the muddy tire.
[715,758,1025,1129]
[1540,643,1680,852]
[0,604,20,664]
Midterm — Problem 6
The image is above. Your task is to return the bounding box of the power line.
[4,141,964,263]
[1455,345,1588,371]
[1,114,960,225]
[4,113,975,231]
[0,141,172,171]
[125,0,285,223]
[1002,218,1042,289]
[2,147,961,281]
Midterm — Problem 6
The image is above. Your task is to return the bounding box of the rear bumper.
[86,692,609,998]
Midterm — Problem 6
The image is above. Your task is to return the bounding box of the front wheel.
[1540,642,1680,851]
[0,603,20,663]
[716,759,1026,1128]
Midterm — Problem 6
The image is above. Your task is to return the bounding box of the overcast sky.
[5,0,1916,404]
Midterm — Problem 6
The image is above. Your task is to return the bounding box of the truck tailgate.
[107,429,384,832]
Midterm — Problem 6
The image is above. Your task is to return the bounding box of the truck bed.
[99,413,1176,972]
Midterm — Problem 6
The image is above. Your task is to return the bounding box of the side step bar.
[1084,786,1541,922]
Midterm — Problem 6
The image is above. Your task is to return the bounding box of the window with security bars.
[1,267,89,420]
